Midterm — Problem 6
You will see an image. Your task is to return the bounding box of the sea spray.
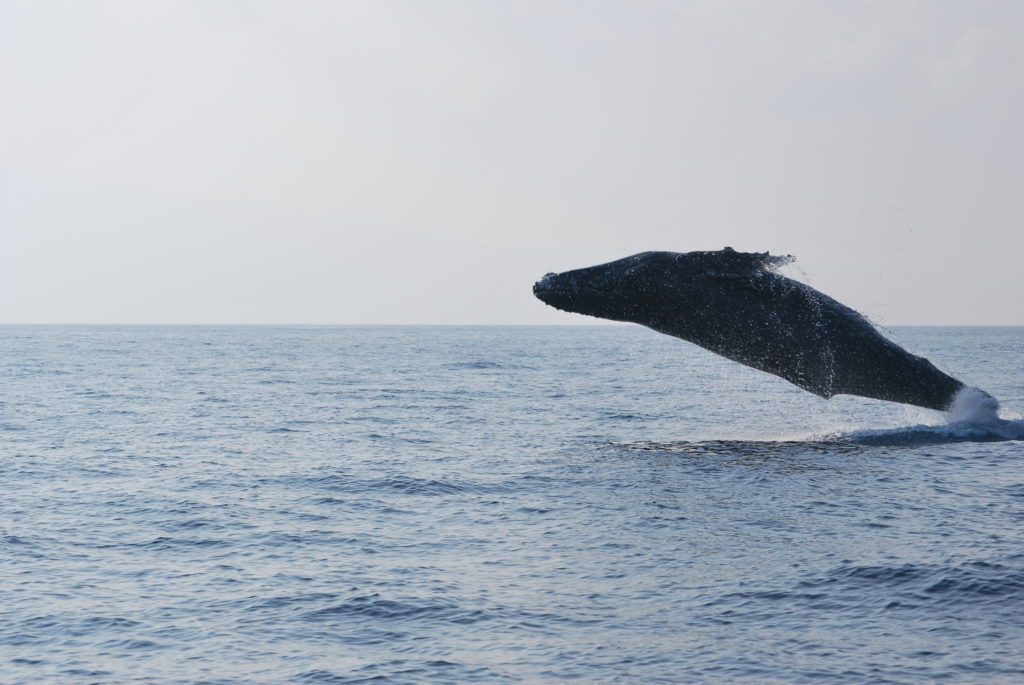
[940,386,1024,441]
[947,386,1001,423]
[808,387,1024,445]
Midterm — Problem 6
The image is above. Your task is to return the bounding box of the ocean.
[2,325,1022,683]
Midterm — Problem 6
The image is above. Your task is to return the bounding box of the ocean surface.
[2,324,1023,684]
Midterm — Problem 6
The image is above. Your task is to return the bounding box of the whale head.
[533,248,793,322]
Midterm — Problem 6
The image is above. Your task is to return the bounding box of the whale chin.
[532,287,582,315]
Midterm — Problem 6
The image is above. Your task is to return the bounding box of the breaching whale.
[533,248,977,412]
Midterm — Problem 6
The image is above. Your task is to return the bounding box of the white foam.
[841,387,1024,444]
[946,386,1001,423]
[789,387,1024,444]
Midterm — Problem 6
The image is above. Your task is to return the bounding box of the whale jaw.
[533,271,621,319]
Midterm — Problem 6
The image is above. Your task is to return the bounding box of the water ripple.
[2,325,1023,684]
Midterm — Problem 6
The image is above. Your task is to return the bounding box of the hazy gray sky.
[2,1,1021,324]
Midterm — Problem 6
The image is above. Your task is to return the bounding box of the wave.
[445,360,535,370]
[303,595,491,624]
[836,418,1024,445]
[617,385,1024,450]
[709,558,1024,618]
[619,419,1023,453]
[831,386,1024,445]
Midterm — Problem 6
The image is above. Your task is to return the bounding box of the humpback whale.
[533,248,978,412]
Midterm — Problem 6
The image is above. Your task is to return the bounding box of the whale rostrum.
[533,248,977,412]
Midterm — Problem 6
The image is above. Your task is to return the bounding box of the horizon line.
[2,322,1021,328]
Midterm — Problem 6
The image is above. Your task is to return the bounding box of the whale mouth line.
[532,285,556,302]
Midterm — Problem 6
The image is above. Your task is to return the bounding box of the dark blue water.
[2,325,1022,683]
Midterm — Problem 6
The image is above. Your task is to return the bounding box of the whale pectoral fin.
[786,373,835,400]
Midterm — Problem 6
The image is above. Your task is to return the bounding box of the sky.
[2,0,1022,325]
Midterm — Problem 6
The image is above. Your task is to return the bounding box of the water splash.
[947,386,1000,423]
[791,387,1024,445]
[835,387,1024,445]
